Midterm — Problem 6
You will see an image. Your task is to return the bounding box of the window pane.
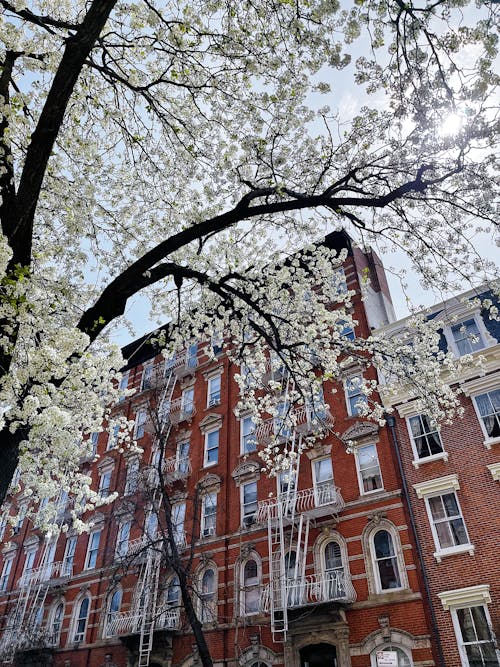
[374,531,394,558]
[325,542,342,570]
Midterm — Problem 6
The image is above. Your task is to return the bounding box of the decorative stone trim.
[97,456,114,471]
[231,460,261,486]
[197,473,222,492]
[413,474,460,498]
[461,370,500,396]
[23,535,40,549]
[199,413,223,432]
[487,462,500,481]
[395,400,422,418]
[202,366,223,381]
[341,421,379,444]
[306,443,332,459]
[176,429,192,443]
[412,451,449,468]
[438,584,491,610]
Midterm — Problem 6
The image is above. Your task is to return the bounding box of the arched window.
[50,602,64,646]
[106,589,122,637]
[241,559,260,615]
[323,541,346,600]
[372,530,402,591]
[200,568,217,623]
[250,663,270,667]
[73,596,90,643]
[370,646,412,666]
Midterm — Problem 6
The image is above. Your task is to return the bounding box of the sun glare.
[439,112,464,137]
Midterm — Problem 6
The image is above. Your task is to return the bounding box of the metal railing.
[254,406,333,444]
[163,455,191,481]
[17,561,73,588]
[256,483,344,524]
[106,607,180,637]
[168,397,196,424]
[262,571,356,612]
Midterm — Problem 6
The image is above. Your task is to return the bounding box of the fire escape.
[108,347,196,666]
[254,366,356,642]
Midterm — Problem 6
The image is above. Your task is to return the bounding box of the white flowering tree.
[0,0,498,513]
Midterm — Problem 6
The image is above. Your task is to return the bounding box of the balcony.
[163,455,191,483]
[255,406,334,445]
[172,352,198,378]
[168,397,196,425]
[262,571,356,612]
[17,561,73,588]
[106,607,180,637]
[256,483,344,524]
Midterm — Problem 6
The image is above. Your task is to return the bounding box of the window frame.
[423,489,473,560]
[199,567,217,623]
[63,536,77,576]
[204,427,220,467]
[141,363,154,391]
[124,457,140,495]
[105,588,122,638]
[116,520,131,558]
[201,492,217,538]
[181,386,195,416]
[134,408,147,440]
[472,388,500,446]
[106,423,120,451]
[406,413,447,466]
[0,556,13,592]
[450,603,500,667]
[240,415,256,454]
[370,528,405,593]
[344,374,368,417]
[172,501,186,548]
[354,443,384,495]
[98,468,113,497]
[84,529,101,570]
[448,316,487,357]
[72,595,90,644]
[311,457,335,506]
[207,374,222,408]
[49,601,64,646]
[240,557,261,616]
[241,481,258,527]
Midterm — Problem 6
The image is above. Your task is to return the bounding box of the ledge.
[487,462,500,481]
[413,474,459,498]
[438,584,491,610]
[434,543,475,563]
[484,436,500,450]
[412,452,449,469]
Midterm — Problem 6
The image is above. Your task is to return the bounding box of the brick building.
[0,231,452,667]
[377,288,500,667]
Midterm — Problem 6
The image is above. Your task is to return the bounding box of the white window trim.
[84,530,101,570]
[240,415,256,455]
[370,527,406,594]
[206,373,222,408]
[201,492,217,538]
[134,408,147,440]
[240,481,258,527]
[204,427,220,467]
[63,536,77,576]
[413,474,460,498]
[115,520,131,558]
[353,443,384,496]
[344,373,368,417]
[0,556,13,592]
[141,363,154,392]
[405,414,448,468]
[438,585,492,610]
[239,555,262,617]
[49,601,64,646]
[442,312,493,358]
[311,456,335,503]
[98,467,113,497]
[421,489,474,562]
[71,595,90,644]
[471,389,500,449]
[124,457,140,495]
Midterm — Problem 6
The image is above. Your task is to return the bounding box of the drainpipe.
[384,414,446,667]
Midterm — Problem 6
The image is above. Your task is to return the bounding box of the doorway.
[300,643,338,667]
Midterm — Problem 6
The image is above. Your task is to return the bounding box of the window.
[345,375,368,416]
[98,469,112,497]
[22,548,37,579]
[84,530,101,569]
[205,428,219,466]
[176,441,190,474]
[106,424,120,451]
[200,568,217,622]
[106,589,122,637]
[274,400,291,439]
[474,389,500,440]
[211,332,223,356]
[172,502,186,547]
[73,596,90,643]
[0,557,13,592]
[13,504,27,534]
[50,602,64,646]
[338,319,356,341]
[63,536,77,576]
[356,444,383,494]
[313,457,335,505]
[332,267,348,296]
[90,432,99,456]
[182,387,195,416]
[167,575,180,608]
[241,416,256,454]
[141,363,153,391]
[40,540,57,580]
[372,529,402,591]
[124,458,140,495]
[323,541,346,600]
[278,468,296,496]
[241,559,260,615]
[241,482,258,526]
[145,512,158,540]
[187,342,198,368]
[408,414,444,460]
[0,513,7,541]
[116,521,131,558]
[207,374,221,407]
[426,491,470,554]
[134,408,147,440]
[201,492,217,537]
[451,318,486,356]
[452,605,500,667]
[118,372,128,401]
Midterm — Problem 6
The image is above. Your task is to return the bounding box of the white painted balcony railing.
[163,455,191,481]
[262,571,356,612]
[172,352,198,377]
[254,406,333,444]
[168,397,196,424]
[126,535,158,558]
[17,561,73,588]
[256,483,344,524]
[106,607,180,637]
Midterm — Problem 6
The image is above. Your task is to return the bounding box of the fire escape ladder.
[137,548,162,667]
[267,490,287,643]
